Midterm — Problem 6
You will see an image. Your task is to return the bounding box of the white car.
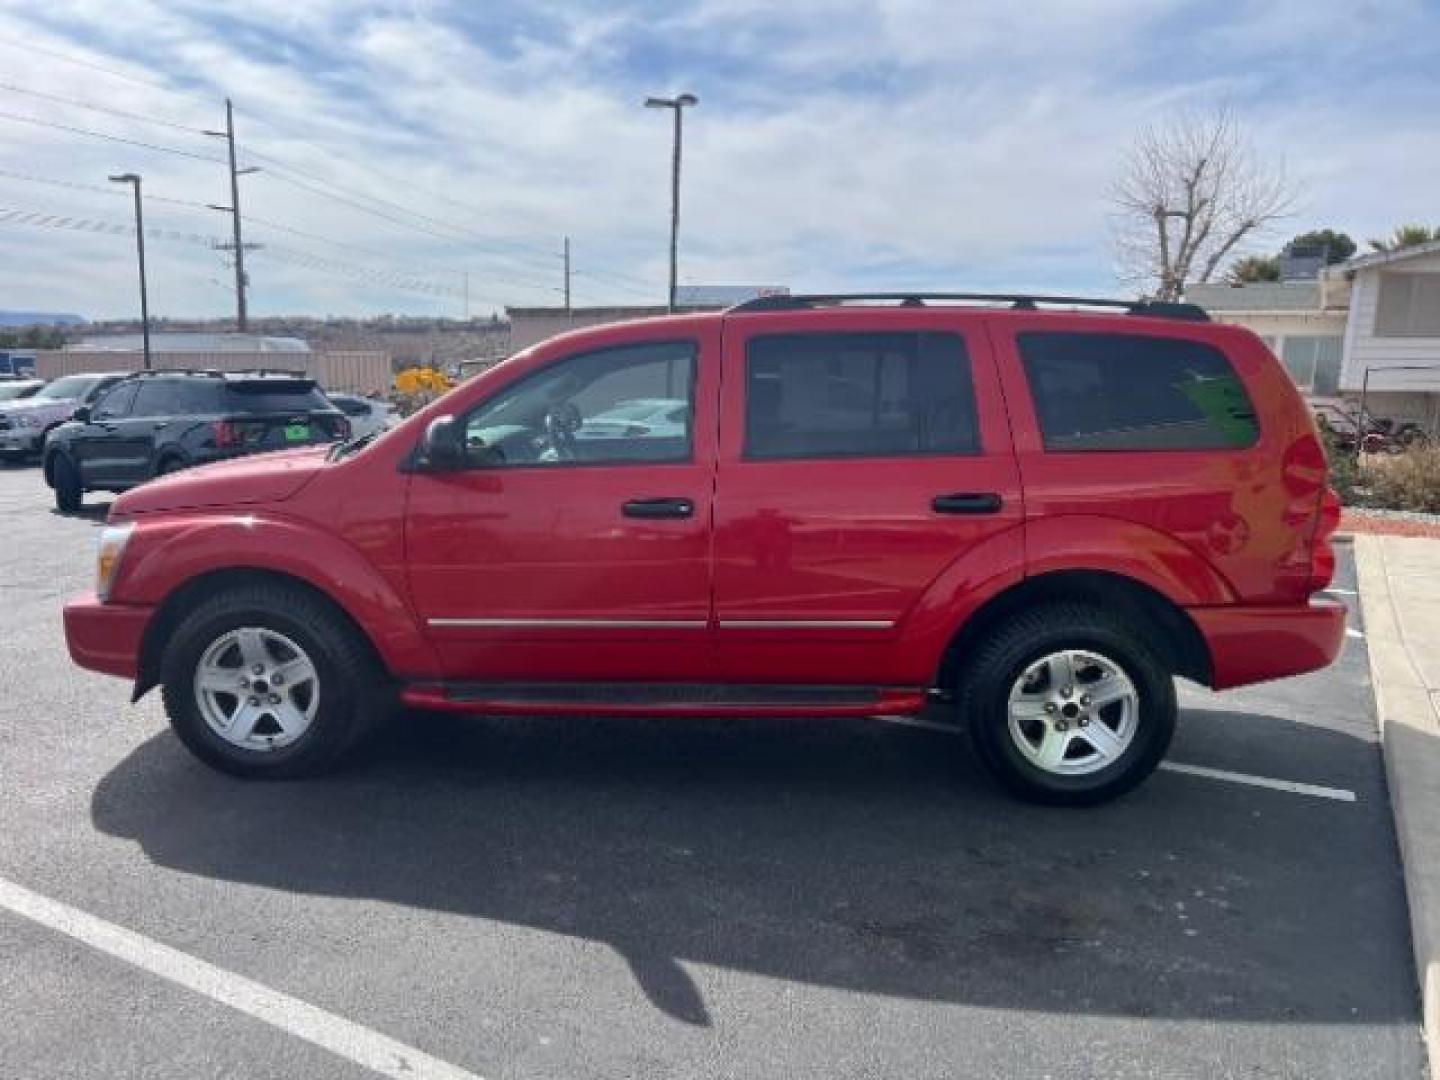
[576,398,689,440]
[327,393,396,441]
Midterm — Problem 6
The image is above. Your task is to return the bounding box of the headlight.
[96,522,136,601]
[14,414,37,428]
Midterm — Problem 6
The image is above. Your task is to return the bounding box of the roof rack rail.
[725,292,1210,322]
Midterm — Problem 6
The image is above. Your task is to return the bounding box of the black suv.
[44,370,349,512]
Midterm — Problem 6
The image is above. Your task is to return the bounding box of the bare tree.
[1111,110,1296,301]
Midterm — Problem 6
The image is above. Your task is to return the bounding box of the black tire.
[955,603,1176,806]
[160,583,392,779]
[157,455,186,476]
[51,454,82,512]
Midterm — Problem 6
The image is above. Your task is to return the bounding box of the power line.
[0,109,226,163]
[0,167,212,209]
[0,43,665,300]
[0,81,202,135]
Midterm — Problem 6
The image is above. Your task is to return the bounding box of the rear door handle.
[932,492,1003,514]
[623,497,695,519]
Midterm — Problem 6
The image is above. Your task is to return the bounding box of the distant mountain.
[0,311,85,327]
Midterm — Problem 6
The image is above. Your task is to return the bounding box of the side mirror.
[418,414,466,470]
[72,406,92,424]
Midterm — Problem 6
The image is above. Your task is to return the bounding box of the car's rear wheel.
[157,455,186,475]
[956,604,1175,805]
[51,454,82,512]
[160,583,390,778]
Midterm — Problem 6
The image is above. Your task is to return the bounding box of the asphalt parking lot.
[0,462,1423,1079]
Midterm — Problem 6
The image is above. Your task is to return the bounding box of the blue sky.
[0,0,1437,320]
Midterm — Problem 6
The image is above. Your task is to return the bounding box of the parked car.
[44,369,349,512]
[63,293,1344,805]
[577,397,689,441]
[326,392,395,441]
[0,372,127,463]
[0,378,44,403]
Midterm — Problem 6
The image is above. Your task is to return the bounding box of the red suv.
[63,294,1345,804]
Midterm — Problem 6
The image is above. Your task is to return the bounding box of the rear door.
[713,310,1024,687]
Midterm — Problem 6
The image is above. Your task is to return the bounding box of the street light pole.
[644,93,698,313]
[109,173,151,371]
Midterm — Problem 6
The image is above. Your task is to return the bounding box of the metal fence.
[33,351,393,395]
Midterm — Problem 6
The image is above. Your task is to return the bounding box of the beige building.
[1185,281,1350,399]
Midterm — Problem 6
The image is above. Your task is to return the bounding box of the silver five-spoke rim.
[194,627,320,751]
[1007,649,1139,777]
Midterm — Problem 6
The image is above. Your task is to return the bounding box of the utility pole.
[563,236,571,314]
[644,93,698,313]
[205,98,261,331]
[108,173,151,370]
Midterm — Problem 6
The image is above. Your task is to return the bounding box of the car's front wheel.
[50,454,82,512]
[160,583,390,778]
[957,604,1176,805]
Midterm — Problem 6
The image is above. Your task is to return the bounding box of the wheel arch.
[936,569,1213,692]
[134,566,390,701]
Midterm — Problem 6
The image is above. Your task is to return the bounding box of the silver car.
[0,373,127,461]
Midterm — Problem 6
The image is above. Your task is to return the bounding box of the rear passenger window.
[745,332,978,459]
[1017,332,1259,451]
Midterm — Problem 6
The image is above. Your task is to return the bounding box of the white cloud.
[0,0,1434,319]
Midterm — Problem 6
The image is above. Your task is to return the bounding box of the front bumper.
[1188,599,1347,690]
[0,430,41,456]
[63,592,152,680]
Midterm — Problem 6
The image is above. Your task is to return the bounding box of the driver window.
[462,341,695,467]
[92,382,138,421]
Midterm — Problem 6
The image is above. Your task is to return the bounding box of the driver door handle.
[622,497,694,519]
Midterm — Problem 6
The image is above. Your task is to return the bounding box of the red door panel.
[404,323,720,682]
[713,309,1023,686]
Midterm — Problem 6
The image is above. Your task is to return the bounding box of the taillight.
[1309,487,1342,592]
[212,421,239,448]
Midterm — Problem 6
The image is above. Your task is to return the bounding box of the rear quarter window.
[1016,331,1259,451]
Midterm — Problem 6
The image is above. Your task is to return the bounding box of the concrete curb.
[1354,535,1440,1072]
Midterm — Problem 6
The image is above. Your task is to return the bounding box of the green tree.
[1368,225,1440,252]
[1289,229,1356,263]
[1226,254,1281,284]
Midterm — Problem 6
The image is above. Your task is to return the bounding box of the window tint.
[744,332,978,459]
[92,382,138,420]
[463,341,694,467]
[1018,332,1258,451]
[223,381,330,413]
[133,380,224,415]
[333,397,370,416]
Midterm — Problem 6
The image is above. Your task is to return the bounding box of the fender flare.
[121,511,442,681]
[893,515,1233,684]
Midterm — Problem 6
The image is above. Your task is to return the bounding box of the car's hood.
[0,397,75,420]
[112,446,332,516]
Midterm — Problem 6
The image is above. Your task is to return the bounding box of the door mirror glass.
[418,415,466,470]
[71,406,92,423]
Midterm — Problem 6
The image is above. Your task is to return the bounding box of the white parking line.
[0,876,483,1080]
[1159,761,1357,802]
[1346,626,1366,640]
[1324,587,1358,596]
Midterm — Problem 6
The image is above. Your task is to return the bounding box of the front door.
[713,311,1024,687]
[72,381,139,488]
[405,327,720,683]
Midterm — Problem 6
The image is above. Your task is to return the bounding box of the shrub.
[1320,426,1363,505]
[1360,447,1440,514]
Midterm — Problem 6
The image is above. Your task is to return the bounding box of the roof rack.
[725,292,1210,322]
[123,367,307,379]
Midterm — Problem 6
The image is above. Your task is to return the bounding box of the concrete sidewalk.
[1356,535,1440,1072]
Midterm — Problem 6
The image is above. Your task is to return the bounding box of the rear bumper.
[63,592,151,680]
[1188,599,1347,690]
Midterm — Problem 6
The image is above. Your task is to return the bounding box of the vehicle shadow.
[91,707,1413,1027]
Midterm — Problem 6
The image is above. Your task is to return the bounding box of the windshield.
[33,376,97,401]
[0,382,40,401]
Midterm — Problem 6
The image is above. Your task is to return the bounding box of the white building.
[1336,239,1440,428]
[1188,243,1440,433]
